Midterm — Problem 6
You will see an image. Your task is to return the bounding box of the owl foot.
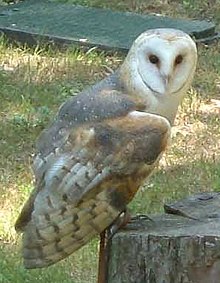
[107,209,131,240]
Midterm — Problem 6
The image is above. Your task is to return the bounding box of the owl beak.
[161,74,171,91]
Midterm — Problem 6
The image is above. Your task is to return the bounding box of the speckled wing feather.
[15,74,170,269]
[15,73,139,231]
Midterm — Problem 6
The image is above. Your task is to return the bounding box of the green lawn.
[0,1,220,282]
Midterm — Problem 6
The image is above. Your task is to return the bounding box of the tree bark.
[107,192,220,283]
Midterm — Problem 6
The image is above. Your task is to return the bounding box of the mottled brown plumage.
[15,28,197,269]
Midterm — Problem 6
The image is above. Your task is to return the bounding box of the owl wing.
[15,85,140,232]
[15,86,170,269]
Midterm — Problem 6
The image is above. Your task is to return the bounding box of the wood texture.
[107,192,220,283]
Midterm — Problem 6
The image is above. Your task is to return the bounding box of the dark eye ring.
[175,54,183,65]
[149,54,159,65]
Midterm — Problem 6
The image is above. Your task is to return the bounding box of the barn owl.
[15,28,197,269]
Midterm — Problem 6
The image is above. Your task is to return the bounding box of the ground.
[0,1,220,282]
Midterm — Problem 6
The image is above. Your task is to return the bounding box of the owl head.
[120,28,197,123]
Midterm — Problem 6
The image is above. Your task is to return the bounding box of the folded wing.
[15,91,170,269]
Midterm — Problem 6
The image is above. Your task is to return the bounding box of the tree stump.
[107,192,220,283]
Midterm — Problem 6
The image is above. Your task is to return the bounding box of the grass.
[0,0,220,282]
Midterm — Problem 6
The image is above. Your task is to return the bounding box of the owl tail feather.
[21,196,119,269]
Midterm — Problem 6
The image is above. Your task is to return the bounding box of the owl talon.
[107,209,131,240]
[131,214,154,222]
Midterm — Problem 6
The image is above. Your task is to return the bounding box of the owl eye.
[175,54,183,65]
[149,54,159,65]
